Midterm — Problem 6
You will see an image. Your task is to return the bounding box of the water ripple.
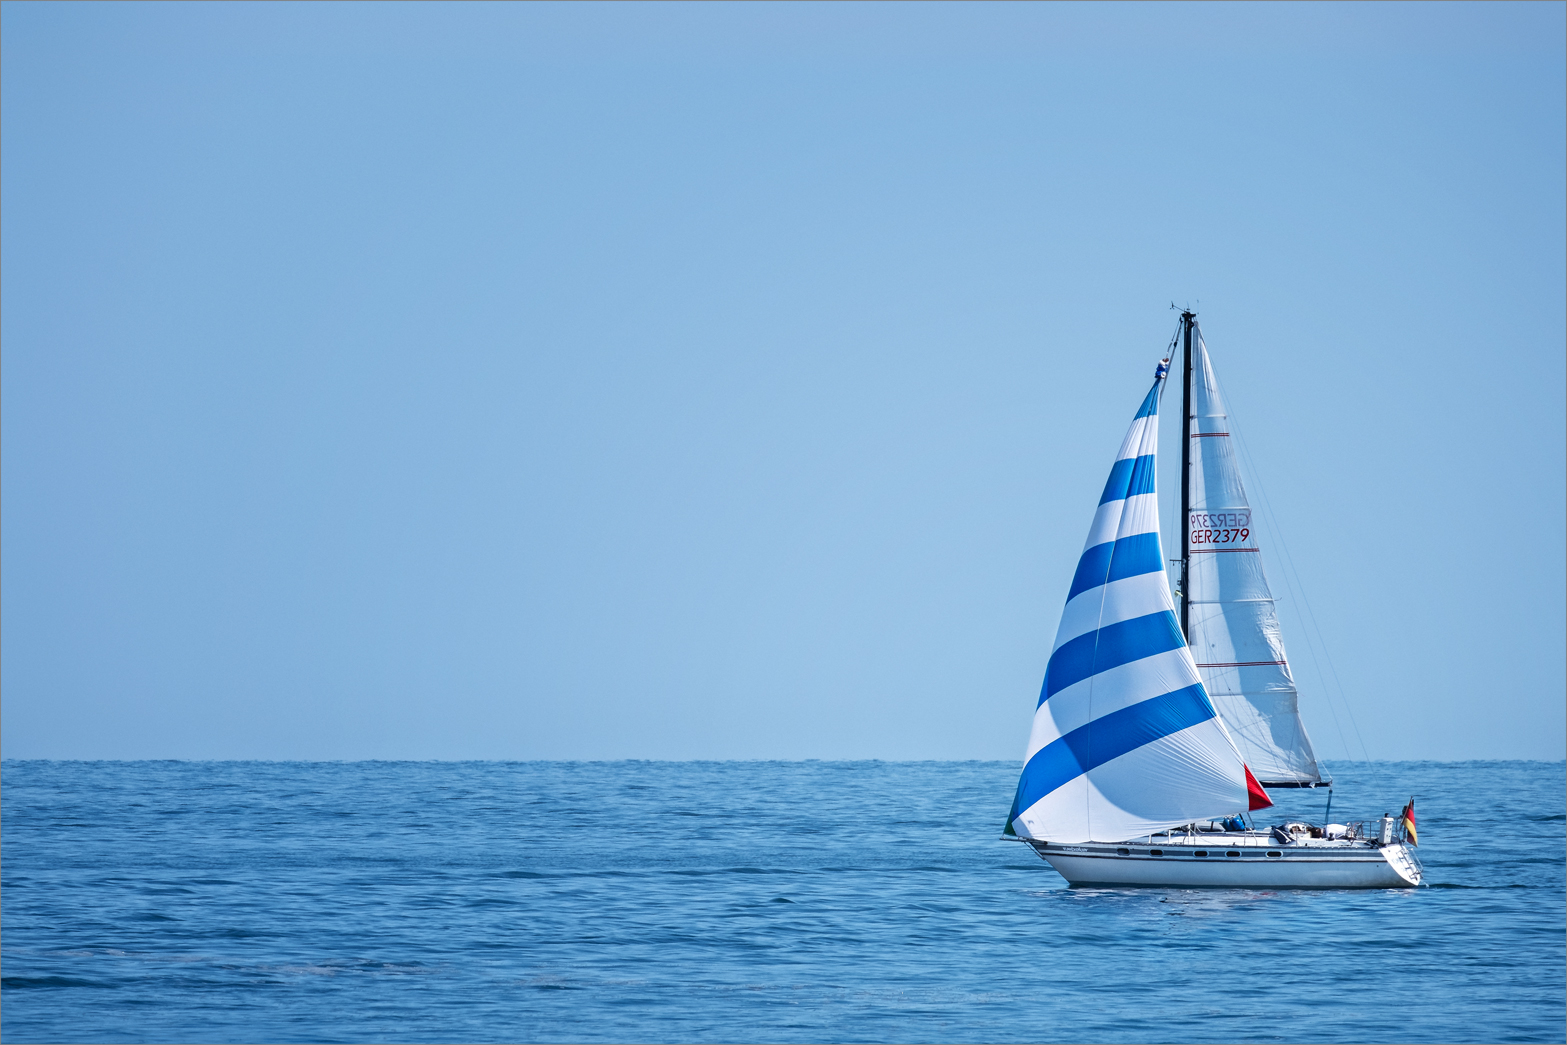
[1,760,1562,1044]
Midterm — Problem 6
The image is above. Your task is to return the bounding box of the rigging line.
[1250,505,1357,764]
[1209,360,1354,764]
[1232,427,1370,766]
[1156,320,1181,407]
[1204,339,1372,768]
[1190,324,1359,770]
[1159,318,1184,604]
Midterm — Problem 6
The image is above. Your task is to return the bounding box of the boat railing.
[1138,817,1415,847]
[1337,818,1415,846]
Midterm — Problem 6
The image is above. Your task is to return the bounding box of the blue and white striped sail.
[1007,362,1257,844]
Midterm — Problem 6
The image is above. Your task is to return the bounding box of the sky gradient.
[3,1,1563,761]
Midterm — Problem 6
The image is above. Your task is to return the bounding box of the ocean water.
[1,760,1562,1044]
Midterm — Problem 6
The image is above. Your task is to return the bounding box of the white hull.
[1028,836,1421,888]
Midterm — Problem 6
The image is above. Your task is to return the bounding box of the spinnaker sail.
[1183,331,1325,786]
[1006,364,1268,844]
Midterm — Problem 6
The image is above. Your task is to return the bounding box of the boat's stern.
[1379,842,1422,886]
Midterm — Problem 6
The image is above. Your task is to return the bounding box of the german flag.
[1400,798,1418,846]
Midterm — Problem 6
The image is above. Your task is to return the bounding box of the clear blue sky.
[3,1,1563,761]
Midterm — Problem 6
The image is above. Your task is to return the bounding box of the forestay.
[1007,364,1267,845]
[1184,330,1324,786]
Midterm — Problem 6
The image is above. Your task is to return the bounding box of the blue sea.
[2,760,1562,1044]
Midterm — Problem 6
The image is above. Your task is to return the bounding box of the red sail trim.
[1195,660,1287,668]
[1244,765,1273,811]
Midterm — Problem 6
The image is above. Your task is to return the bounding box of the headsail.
[1184,329,1324,786]
[1007,364,1266,845]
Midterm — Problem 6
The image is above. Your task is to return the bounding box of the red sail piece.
[1244,765,1273,811]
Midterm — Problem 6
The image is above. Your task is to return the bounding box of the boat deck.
[1130,832,1364,850]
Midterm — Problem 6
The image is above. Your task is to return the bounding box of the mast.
[1178,310,1195,640]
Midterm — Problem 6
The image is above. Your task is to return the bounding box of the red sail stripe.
[1195,660,1287,667]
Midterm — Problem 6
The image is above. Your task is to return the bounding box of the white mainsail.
[1007,362,1270,844]
[1184,329,1325,786]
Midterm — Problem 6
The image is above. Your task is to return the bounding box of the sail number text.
[1189,511,1251,546]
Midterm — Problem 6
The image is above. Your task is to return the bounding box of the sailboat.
[1003,311,1420,888]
